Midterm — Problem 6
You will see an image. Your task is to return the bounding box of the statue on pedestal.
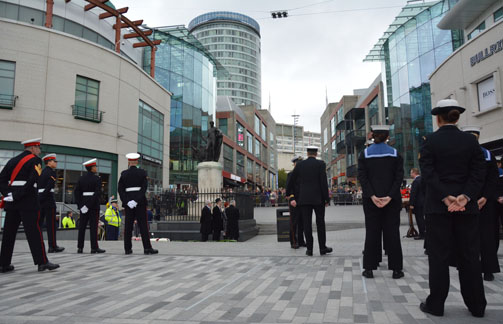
[205,121,223,162]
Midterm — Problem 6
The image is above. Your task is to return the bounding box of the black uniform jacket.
[409,175,425,208]
[200,205,212,234]
[285,171,301,202]
[74,171,102,210]
[286,157,329,206]
[38,166,57,209]
[226,205,240,222]
[479,147,499,201]
[212,205,223,231]
[118,166,148,207]
[357,143,404,201]
[419,125,486,214]
[0,151,42,211]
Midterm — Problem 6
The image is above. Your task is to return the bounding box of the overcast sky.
[112,0,407,133]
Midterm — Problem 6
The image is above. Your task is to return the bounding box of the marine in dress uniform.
[118,153,158,255]
[286,156,305,249]
[419,99,487,318]
[0,139,59,272]
[200,200,213,242]
[38,154,64,253]
[74,158,105,254]
[460,126,500,281]
[287,146,332,256]
[212,198,224,241]
[226,200,240,241]
[357,125,404,279]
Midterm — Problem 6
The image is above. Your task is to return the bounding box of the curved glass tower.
[365,0,463,171]
[189,12,262,109]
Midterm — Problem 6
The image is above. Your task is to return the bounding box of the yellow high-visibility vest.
[104,206,121,227]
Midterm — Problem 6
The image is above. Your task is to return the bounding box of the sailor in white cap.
[286,145,332,256]
[118,153,158,255]
[419,99,487,317]
[0,138,59,272]
[461,126,500,282]
[38,154,64,253]
[358,125,404,280]
[286,155,305,249]
[74,158,105,254]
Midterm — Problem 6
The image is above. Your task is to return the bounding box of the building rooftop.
[188,11,261,36]
[437,0,500,30]
[216,96,247,121]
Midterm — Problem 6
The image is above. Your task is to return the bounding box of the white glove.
[80,205,89,214]
[3,193,13,202]
[127,200,137,209]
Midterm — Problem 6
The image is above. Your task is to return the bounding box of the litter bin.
[276,208,290,242]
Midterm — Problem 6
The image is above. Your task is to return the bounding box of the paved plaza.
[0,206,502,324]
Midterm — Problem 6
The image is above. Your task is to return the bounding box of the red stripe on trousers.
[36,210,47,263]
[52,208,56,248]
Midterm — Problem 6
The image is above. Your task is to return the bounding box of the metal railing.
[72,105,103,123]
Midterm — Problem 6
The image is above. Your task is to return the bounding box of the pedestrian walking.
[0,138,59,272]
[75,158,105,254]
[38,154,64,253]
[460,126,500,281]
[287,146,332,256]
[418,99,487,318]
[104,198,121,240]
[200,200,213,242]
[212,198,223,241]
[118,153,158,255]
[286,156,305,249]
[226,200,240,241]
[358,125,404,279]
[409,168,426,240]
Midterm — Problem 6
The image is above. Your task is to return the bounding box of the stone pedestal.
[197,161,223,191]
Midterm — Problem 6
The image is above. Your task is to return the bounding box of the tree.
[278,168,288,188]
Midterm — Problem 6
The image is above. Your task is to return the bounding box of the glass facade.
[189,11,261,108]
[143,27,217,185]
[382,0,463,171]
[75,76,99,113]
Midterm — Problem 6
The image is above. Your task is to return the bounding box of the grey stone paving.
[0,206,502,324]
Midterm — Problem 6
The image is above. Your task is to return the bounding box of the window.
[223,144,233,173]
[218,118,228,136]
[247,131,253,153]
[467,21,485,40]
[247,159,253,177]
[254,115,260,134]
[236,122,245,147]
[0,60,16,108]
[261,123,266,140]
[254,138,260,158]
[236,152,245,177]
[269,132,274,147]
[323,128,328,145]
[138,100,164,161]
[477,76,496,112]
[74,75,101,122]
[495,7,503,22]
[270,150,275,167]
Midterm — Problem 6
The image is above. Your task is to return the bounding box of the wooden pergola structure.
[43,0,160,77]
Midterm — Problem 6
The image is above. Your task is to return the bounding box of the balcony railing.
[0,94,18,109]
[336,140,346,154]
[72,105,103,123]
[346,130,367,147]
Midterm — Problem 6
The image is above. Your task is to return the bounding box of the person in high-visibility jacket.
[62,211,76,229]
[104,198,121,240]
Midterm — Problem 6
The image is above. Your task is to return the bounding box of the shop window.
[0,60,16,109]
[73,76,101,122]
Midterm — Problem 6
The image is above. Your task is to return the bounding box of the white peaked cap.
[126,153,140,161]
[42,154,57,161]
[460,125,481,133]
[371,125,391,131]
[21,138,42,147]
[306,146,318,151]
[83,158,97,166]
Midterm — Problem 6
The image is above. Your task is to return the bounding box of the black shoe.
[419,302,443,316]
[144,248,158,255]
[48,246,65,253]
[362,269,374,278]
[320,247,333,255]
[306,250,313,256]
[77,248,83,254]
[392,270,404,279]
[483,273,494,281]
[38,262,59,272]
[1,264,14,273]
[299,243,307,247]
[470,309,485,318]
[125,250,133,255]
[91,248,106,254]
[414,236,425,240]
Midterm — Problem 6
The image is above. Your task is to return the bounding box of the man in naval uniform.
[286,156,305,249]
[118,153,158,255]
[38,153,64,253]
[287,146,332,256]
[460,126,500,281]
[358,125,404,279]
[74,158,105,254]
[0,138,59,272]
